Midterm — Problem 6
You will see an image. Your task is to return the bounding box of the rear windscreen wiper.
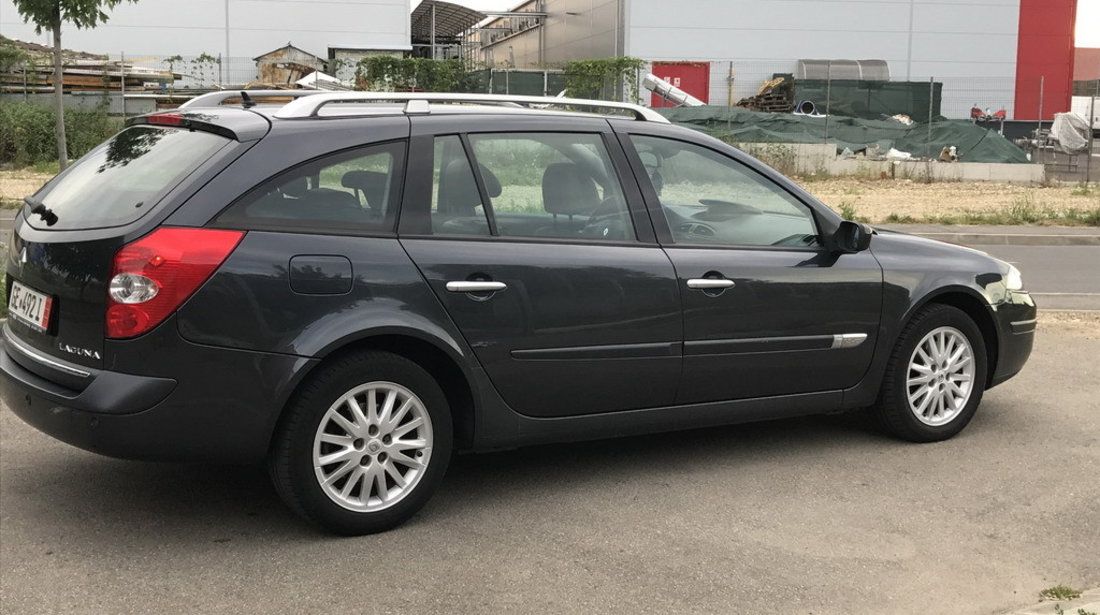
[24,197,58,226]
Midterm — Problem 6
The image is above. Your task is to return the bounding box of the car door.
[617,124,883,404]
[398,115,682,418]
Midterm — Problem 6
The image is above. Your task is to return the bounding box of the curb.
[908,232,1100,247]
[877,225,1100,247]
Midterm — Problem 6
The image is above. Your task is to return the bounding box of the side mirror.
[834,220,872,254]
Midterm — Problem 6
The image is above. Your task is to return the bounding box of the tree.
[12,0,136,170]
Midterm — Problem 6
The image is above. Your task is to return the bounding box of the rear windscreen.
[27,125,231,230]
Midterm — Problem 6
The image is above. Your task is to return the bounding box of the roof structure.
[410,1,486,42]
[253,43,326,63]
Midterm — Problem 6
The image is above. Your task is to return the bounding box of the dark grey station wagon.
[1,92,1036,534]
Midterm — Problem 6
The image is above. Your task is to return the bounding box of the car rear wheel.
[875,304,988,442]
[269,351,452,535]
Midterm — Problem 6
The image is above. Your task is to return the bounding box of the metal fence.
[0,52,1079,126]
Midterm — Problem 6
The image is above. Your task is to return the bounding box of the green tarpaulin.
[658,106,1030,164]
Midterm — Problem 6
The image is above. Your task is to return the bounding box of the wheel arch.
[270,329,479,453]
[908,287,999,386]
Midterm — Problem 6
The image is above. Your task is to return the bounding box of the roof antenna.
[240,91,256,109]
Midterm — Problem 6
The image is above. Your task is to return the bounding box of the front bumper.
[989,290,1037,388]
[0,321,316,463]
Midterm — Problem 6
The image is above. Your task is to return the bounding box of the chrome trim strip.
[684,335,833,355]
[3,329,91,378]
[831,333,869,350]
[446,281,507,293]
[513,341,681,361]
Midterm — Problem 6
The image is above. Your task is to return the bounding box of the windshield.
[27,125,231,230]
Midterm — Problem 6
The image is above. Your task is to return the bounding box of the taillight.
[106,228,244,339]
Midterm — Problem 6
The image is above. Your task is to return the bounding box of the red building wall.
[1075,47,1100,81]
[1015,0,1077,120]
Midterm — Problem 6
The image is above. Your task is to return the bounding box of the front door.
[400,118,681,418]
[622,130,882,404]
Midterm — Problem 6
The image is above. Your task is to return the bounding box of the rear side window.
[430,132,634,242]
[29,126,230,230]
[216,141,404,233]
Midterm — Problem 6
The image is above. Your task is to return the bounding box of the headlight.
[1004,264,1024,291]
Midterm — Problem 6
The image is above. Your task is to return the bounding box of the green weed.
[1040,585,1082,601]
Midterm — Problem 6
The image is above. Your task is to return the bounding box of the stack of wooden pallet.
[0,38,177,93]
[2,59,177,93]
[736,76,795,113]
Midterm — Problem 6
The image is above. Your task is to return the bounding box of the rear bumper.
[0,323,317,463]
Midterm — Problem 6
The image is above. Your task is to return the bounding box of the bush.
[0,101,124,167]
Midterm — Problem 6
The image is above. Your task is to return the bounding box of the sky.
[437,0,1100,48]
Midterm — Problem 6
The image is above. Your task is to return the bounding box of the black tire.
[875,304,988,442]
[269,351,453,535]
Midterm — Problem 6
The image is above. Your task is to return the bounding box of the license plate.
[8,280,54,332]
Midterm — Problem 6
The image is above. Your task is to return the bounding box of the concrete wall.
[1,92,157,116]
[623,0,1022,119]
[737,142,1045,182]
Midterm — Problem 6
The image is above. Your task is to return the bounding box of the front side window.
[632,135,817,248]
[217,141,403,232]
[463,132,635,241]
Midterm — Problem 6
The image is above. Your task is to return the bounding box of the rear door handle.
[686,279,735,290]
[446,281,508,293]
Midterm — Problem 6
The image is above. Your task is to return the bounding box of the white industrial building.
[473,0,1076,120]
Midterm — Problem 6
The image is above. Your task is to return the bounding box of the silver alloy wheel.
[312,381,433,512]
[906,326,976,426]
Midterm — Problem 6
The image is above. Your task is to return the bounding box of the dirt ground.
[1037,310,1100,339]
[3,170,1098,224]
[0,171,50,205]
[800,177,1100,223]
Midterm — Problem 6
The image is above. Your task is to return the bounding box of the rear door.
[617,125,882,404]
[399,115,681,418]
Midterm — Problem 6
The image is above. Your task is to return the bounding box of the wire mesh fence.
[0,52,1078,129]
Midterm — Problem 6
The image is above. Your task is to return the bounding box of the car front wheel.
[269,351,453,535]
[876,304,988,442]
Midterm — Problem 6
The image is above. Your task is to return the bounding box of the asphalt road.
[2,326,1097,615]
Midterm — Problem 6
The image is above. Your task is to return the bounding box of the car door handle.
[686,279,735,290]
[446,281,508,293]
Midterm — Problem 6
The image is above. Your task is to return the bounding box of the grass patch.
[884,205,1100,227]
[32,159,60,175]
[836,201,870,222]
[885,213,917,223]
[1040,585,1082,601]
[1,197,22,210]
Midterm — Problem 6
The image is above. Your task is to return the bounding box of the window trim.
[210,139,408,236]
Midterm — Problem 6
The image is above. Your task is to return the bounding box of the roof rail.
[271,92,670,123]
[179,90,322,109]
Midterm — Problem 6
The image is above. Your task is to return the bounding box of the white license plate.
[8,280,54,332]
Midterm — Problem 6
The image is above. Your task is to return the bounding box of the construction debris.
[0,37,177,93]
[736,76,794,113]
